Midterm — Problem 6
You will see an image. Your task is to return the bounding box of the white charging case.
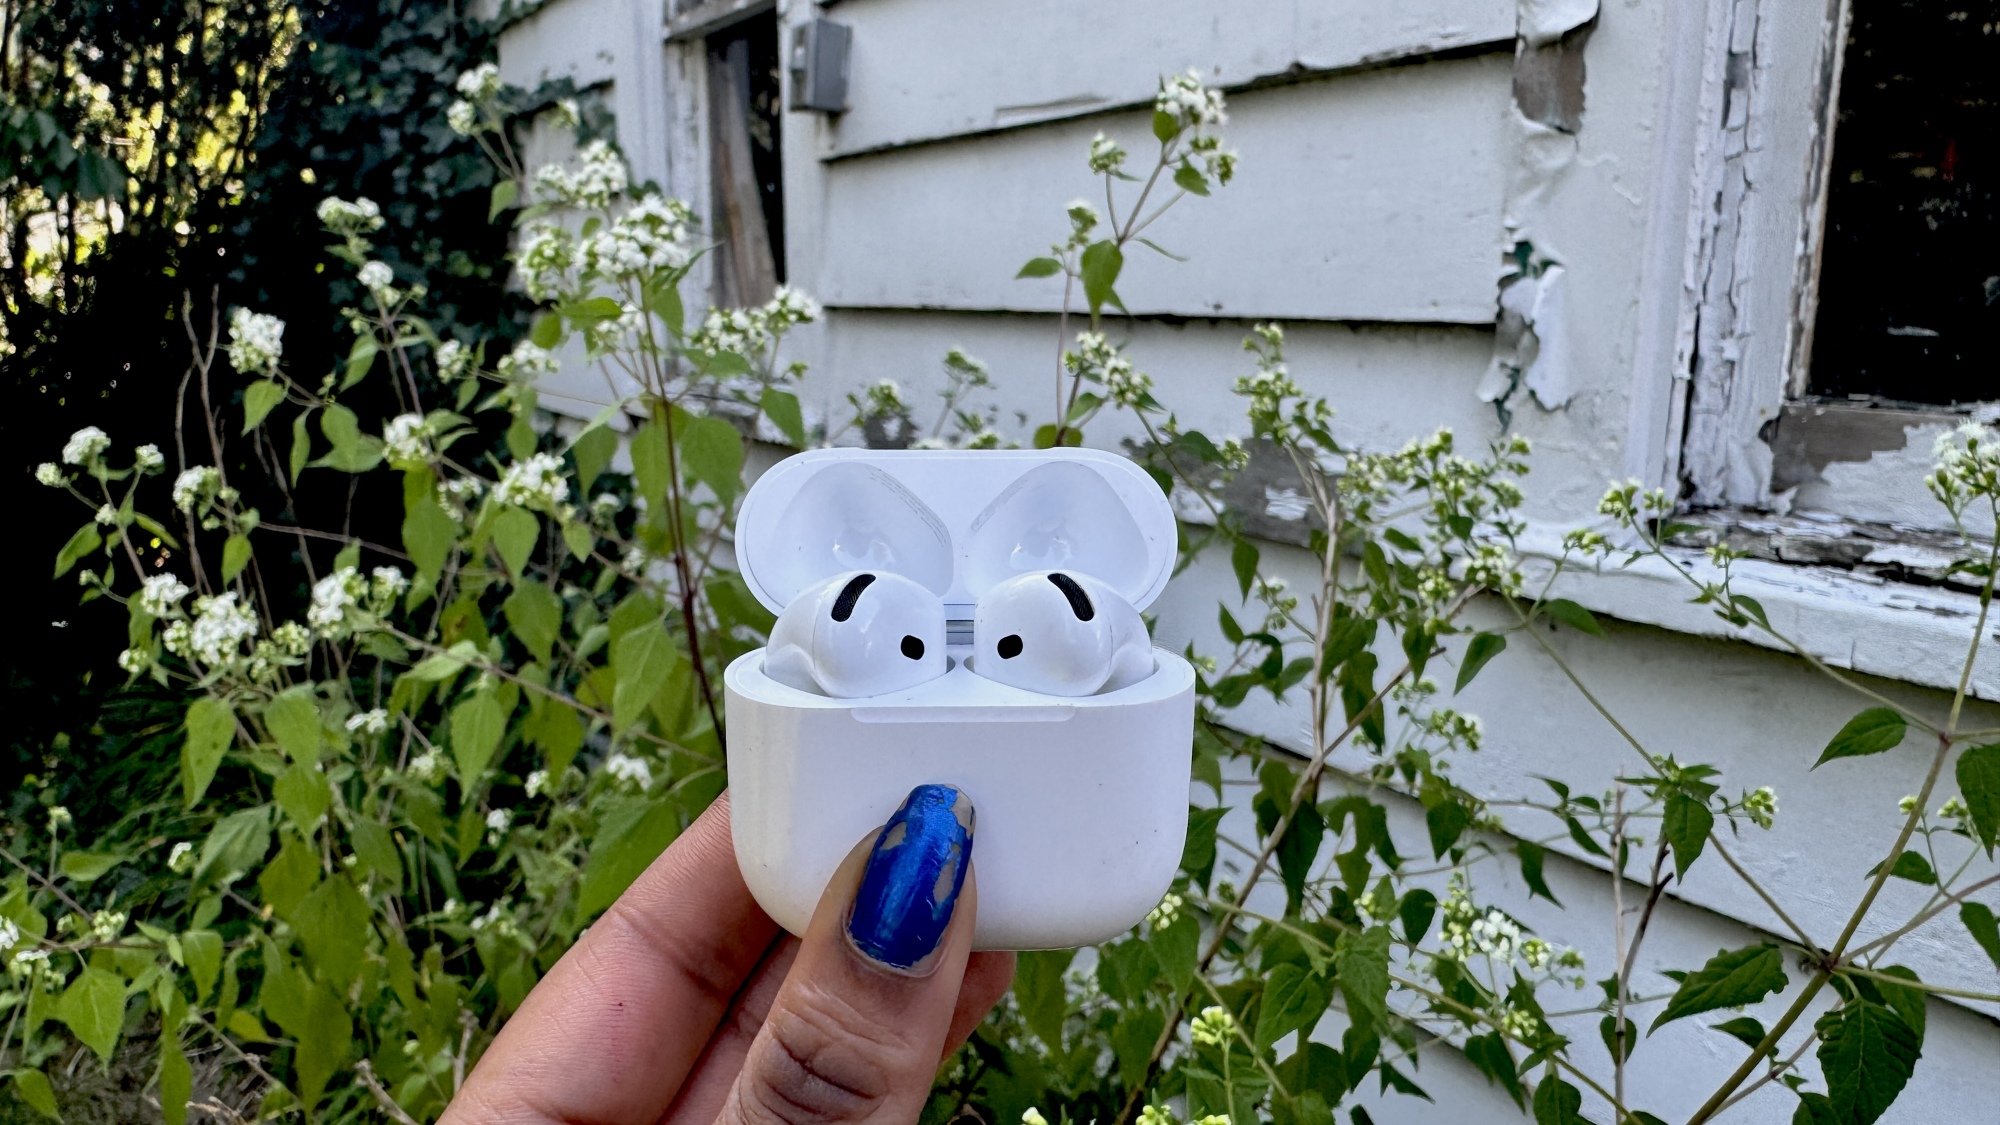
[723,448,1196,950]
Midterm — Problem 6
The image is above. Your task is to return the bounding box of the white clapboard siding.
[496,0,625,90]
[813,308,1495,451]
[1158,543,2000,1022]
[814,55,1513,325]
[819,0,1515,158]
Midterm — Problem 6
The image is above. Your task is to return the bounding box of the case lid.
[733,449,1177,618]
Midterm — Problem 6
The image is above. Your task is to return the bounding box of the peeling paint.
[1767,403,1924,492]
[1512,16,1593,132]
[1517,0,1599,47]
[1481,242,1573,421]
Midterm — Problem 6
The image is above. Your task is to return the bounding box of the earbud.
[972,570,1154,696]
[763,571,948,697]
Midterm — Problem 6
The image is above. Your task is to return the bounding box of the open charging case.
[724,448,1196,949]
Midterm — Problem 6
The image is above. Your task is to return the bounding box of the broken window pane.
[1806,0,1999,405]
[707,10,786,308]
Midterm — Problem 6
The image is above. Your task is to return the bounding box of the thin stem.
[1711,839,1819,951]
[1847,873,2000,959]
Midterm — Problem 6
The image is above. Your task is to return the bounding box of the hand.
[443,785,1015,1124]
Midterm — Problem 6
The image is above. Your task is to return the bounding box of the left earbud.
[762,571,949,698]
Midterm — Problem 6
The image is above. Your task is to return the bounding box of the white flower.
[271,622,312,657]
[408,749,447,783]
[94,504,117,526]
[524,769,550,798]
[62,426,111,466]
[1088,131,1127,174]
[534,139,629,209]
[1138,1108,1175,1125]
[1743,786,1778,830]
[371,566,409,602]
[47,806,71,831]
[358,260,395,293]
[7,948,50,977]
[382,413,430,466]
[346,709,392,737]
[1155,70,1228,129]
[1022,1111,1050,1125]
[455,62,503,101]
[90,910,127,942]
[132,444,164,474]
[1190,1004,1236,1047]
[446,98,478,135]
[584,193,697,278]
[497,340,559,382]
[493,452,570,510]
[435,339,476,381]
[172,466,221,512]
[317,196,384,236]
[188,592,259,664]
[34,462,66,487]
[308,568,365,636]
[603,751,653,790]
[485,808,512,840]
[769,284,820,326]
[0,917,20,951]
[226,308,286,376]
[167,841,195,873]
[554,97,581,127]
[117,647,150,673]
[1146,892,1183,929]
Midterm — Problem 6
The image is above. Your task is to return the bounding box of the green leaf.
[1015,948,1074,1052]
[1016,256,1063,278]
[56,967,126,1062]
[503,581,562,664]
[1711,1016,1768,1052]
[1231,537,1259,600]
[9,1070,58,1120]
[524,697,585,777]
[53,523,101,578]
[313,403,383,472]
[451,689,508,782]
[1463,1033,1523,1106]
[273,763,331,832]
[341,336,377,389]
[1532,1075,1583,1125]
[1256,962,1333,1049]
[629,417,670,506]
[489,178,519,221]
[181,696,235,807]
[1517,840,1562,905]
[1955,742,2000,852]
[678,408,745,503]
[180,930,222,1002]
[612,621,683,733]
[530,310,563,349]
[1455,632,1507,694]
[491,505,539,575]
[1542,597,1605,635]
[290,410,313,482]
[1961,902,2000,971]
[1663,791,1714,880]
[578,797,681,917]
[1815,707,1908,768]
[1651,944,1787,1031]
[220,533,252,583]
[1152,913,1200,993]
[196,807,272,889]
[1795,1092,1838,1125]
[1870,849,1936,885]
[263,685,321,764]
[1334,926,1391,1036]
[160,1033,192,1125]
[1172,161,1211,196]
[1425,797,1470,859]
[760,386,807,447]
[1816,1002,1921,1125]
[403,493,457,582]
[571,422,619,494]
[294,875,371,982]
[1079,239,1124,316]
[242,380,285,433]
[1600,1014,1637,1064]
[58,852,123,882]
[1398,888,1437,944]
[1031,422,1083,448]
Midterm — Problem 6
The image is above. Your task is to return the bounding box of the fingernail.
[848,784,974,971]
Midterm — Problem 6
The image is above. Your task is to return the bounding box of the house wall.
[498,1,2000,1120]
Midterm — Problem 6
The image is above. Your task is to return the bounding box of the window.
[703,9,785,307]
[1805,0,1999,406]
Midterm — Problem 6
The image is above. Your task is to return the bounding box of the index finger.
[444,791,780,1125]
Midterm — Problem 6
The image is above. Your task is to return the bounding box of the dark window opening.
[1806,0,1999,406]
[707,11,785,308]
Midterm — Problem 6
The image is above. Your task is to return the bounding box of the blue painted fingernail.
[848,784,974,971]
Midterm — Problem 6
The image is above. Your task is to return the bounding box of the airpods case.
[723,449,1196,949]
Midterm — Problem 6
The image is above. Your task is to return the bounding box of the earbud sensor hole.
[997,634,1023,659]
[900,635,925,660]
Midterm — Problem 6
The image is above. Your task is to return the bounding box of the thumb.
[719,784,979,1125]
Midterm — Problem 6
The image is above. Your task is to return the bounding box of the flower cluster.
[307,566,407,638]
[585,193,698,279]
[167,841,196,874]
[347,709,392,737]
[1597,479,1673,523]
[448,63,503,135]
[137,573,192,618]
[435,340,478,382]
[1232,325,1327,444]
[171,466,234,519]
[1741,785,1778,830]
[535,139,630,209]
[688,286,821,365]
[517,224,577,302]
[382,413,435,467]
[493,452,570,511]
[1155,70,1228,130]
[603,751,654,790]
[851,379,909,424]
[227,308,286,376]
[1189,1004,1237,1048]
[497,340,559,385]
[62,425,111,468]
[317,195,384,238]
[1146,891,1184,929]
[1088,132,1127,175]
[1065,332,1155,411]
[163,592,260,667]
[358,259,396,298]
[1926,420,2000,518]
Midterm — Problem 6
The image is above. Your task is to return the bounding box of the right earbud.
[764,571,948,698]
[972,570,1155,696]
